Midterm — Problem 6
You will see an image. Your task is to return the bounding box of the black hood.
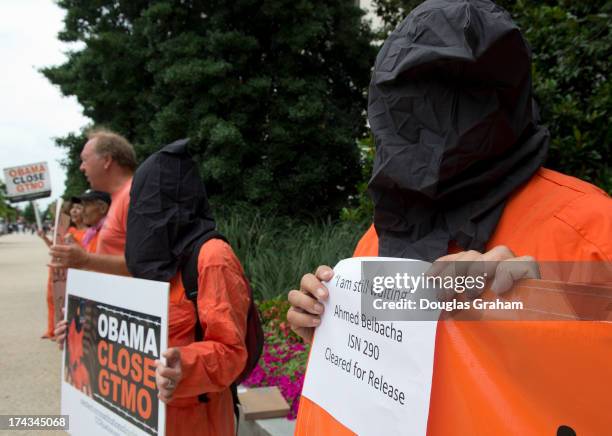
[126,138,218,281]
[368,0,549,261]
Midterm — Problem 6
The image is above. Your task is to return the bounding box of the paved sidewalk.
[0,233,64,435]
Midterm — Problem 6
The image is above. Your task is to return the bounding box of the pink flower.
[248,301,309,420]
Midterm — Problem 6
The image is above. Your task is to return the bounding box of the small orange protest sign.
[3,161,51,202]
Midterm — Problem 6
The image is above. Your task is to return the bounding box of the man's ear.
[102,153,113,170]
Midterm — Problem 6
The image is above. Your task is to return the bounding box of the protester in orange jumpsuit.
[125,139,250,436]
[287,0,612,434]
[39,200,80,338]
[47,199,88,336]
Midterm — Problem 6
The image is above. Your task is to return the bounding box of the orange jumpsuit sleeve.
[173,248,250,399]
[353,224,378,257]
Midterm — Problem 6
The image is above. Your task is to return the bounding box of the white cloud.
[0,0,90,210]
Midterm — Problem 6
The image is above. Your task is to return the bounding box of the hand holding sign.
[156,348,182,403]
[54,319,68,350]
[429,246,540,295]
[37,229,53,248]
[49,243,89,269]
[287,265,333,344]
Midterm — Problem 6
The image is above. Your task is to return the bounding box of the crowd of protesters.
[41,129,250,436]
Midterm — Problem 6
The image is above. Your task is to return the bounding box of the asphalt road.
[0,233,64,435]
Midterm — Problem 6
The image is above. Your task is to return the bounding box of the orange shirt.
[165,238,250,436]
[296,168,612,436]
[66,226,87,247]
[82,217,106,254]
[85,232,99,254]
[97,178,132,255]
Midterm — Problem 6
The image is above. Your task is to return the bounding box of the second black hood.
[126,138,218,281]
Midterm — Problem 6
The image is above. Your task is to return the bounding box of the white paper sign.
[2,161,51,202]
[62,269,169,436]
[301,257,439,436]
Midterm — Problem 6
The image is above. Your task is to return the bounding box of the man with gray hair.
[50,127,135,275]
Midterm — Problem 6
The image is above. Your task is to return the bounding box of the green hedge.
[216,207,369,300]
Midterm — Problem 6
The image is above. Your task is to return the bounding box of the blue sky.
[0,0,89,209]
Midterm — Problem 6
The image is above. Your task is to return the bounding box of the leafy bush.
[216,207,368,300]
[340,135,375,224]
[514,1,612,192]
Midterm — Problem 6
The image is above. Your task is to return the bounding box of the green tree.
[0,182,18,220]
[44,0,377,217]
[513,1,612,192]
[22,202,36,224]
[371,0,611,192]
[370,0,421,37]
[57,133,89,199]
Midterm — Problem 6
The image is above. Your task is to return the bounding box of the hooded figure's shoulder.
[491,168,612,260]
[354,169,611,260]
[197,238,245,273]
[534,168,608,196]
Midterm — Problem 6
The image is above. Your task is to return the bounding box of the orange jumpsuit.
[74,179,249,436]
[85,177,249,434]
[44,272,56,338]
[296,168,612,435]
[165,238,250,436]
